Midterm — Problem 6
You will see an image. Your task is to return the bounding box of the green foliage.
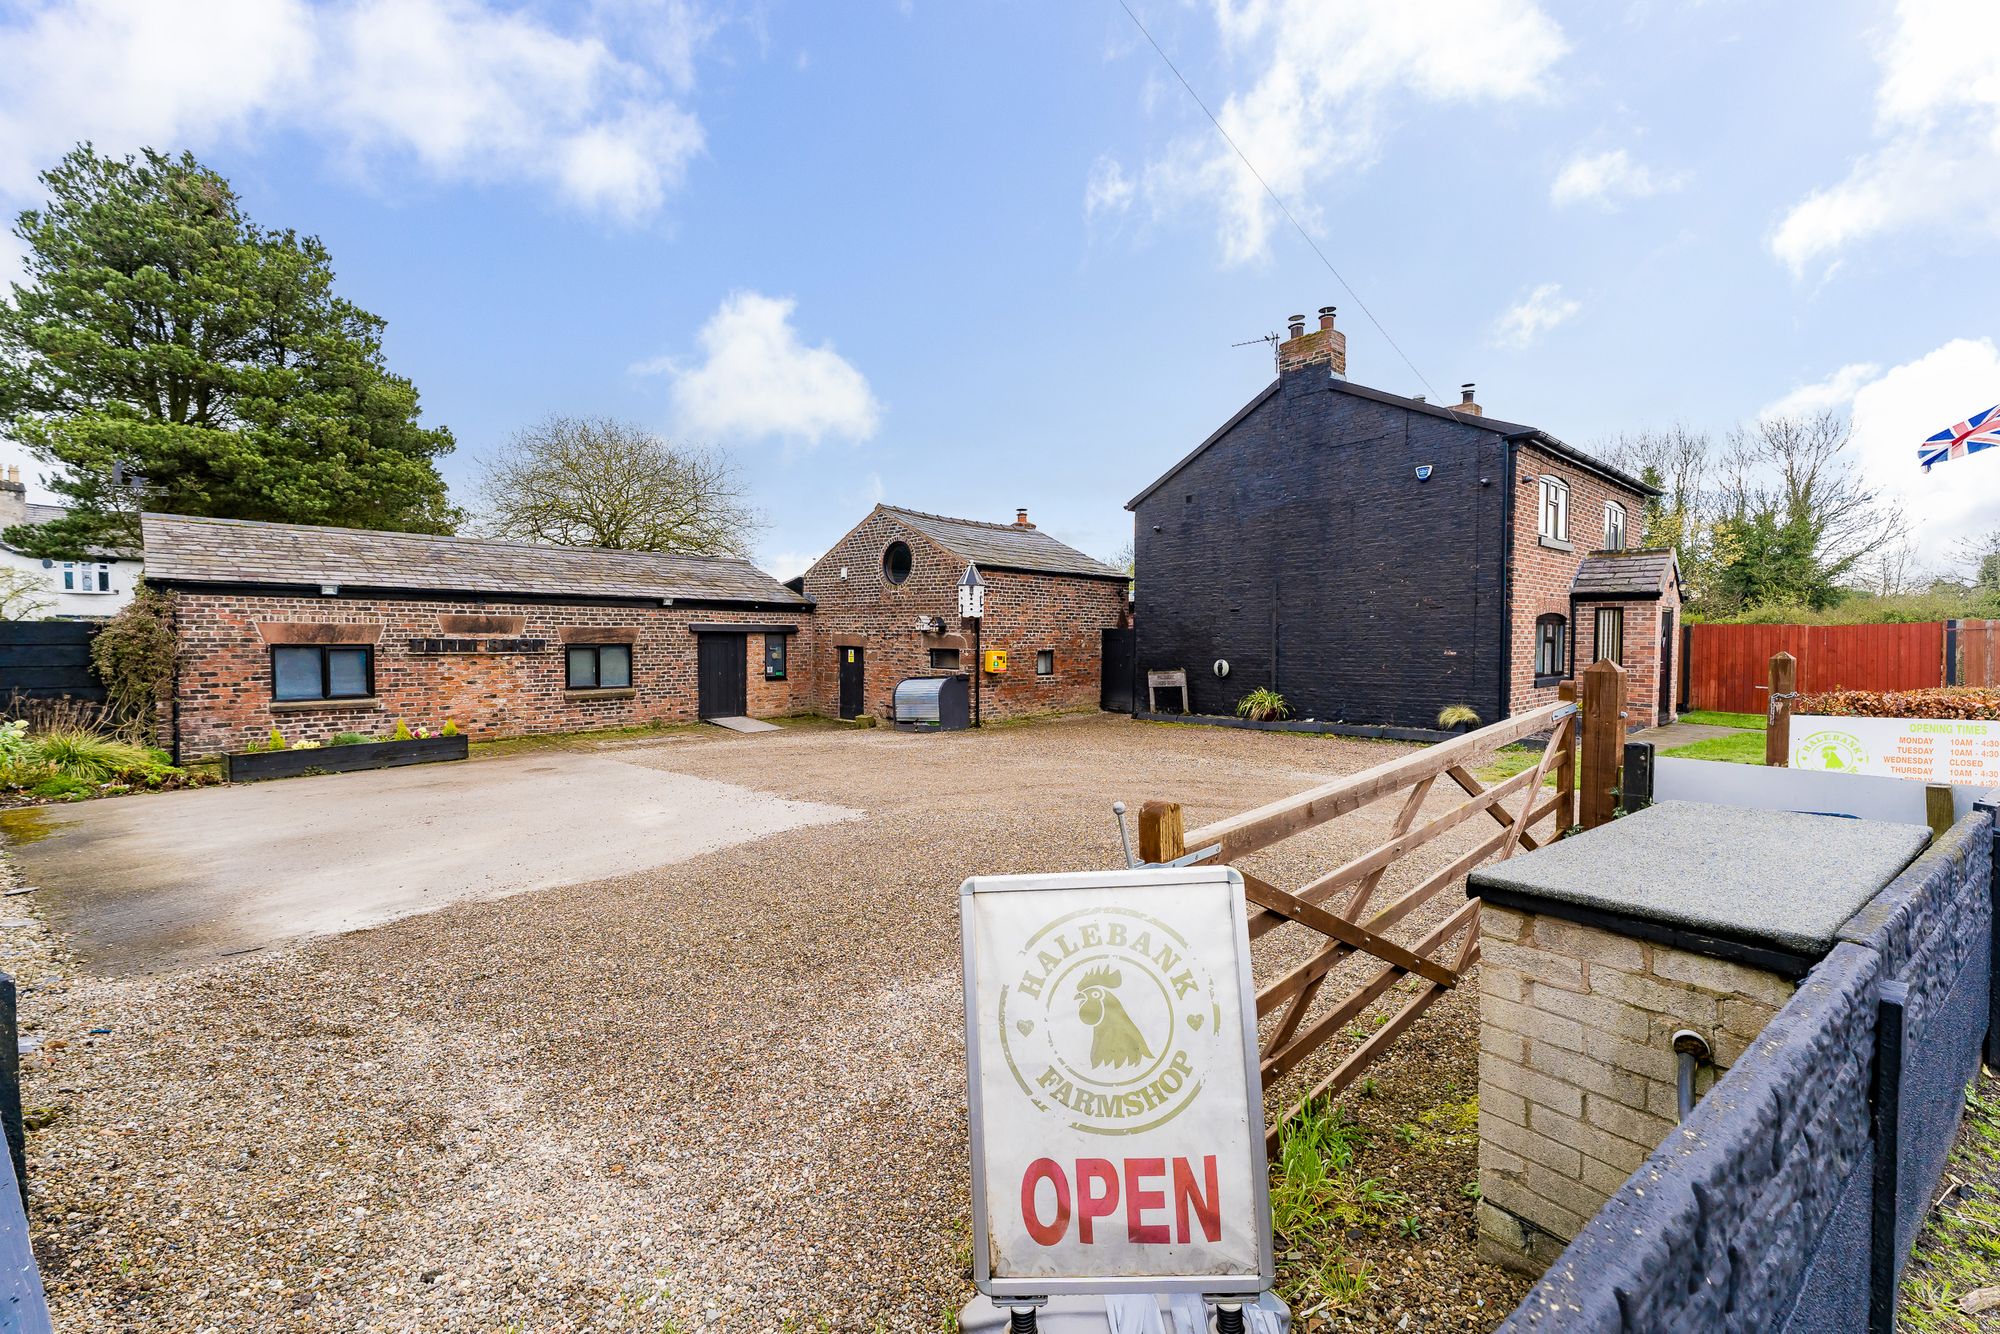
[1677,709,1766,730]
[268,727,287,751]
[1235,687,1291,722]
[1661,730,1766,765]
[0,145,459,558]
[392,718,412,741]
[327,732,370,747]
[89,586,177,739]
[1436,703,1481,729]
[441,718,459,737]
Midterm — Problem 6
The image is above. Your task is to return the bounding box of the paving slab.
[706,716,781,733]
[0,748,858,974]
[1629,720,1751,750]
[1469,799,1932,960]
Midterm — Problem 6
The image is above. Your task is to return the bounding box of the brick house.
[794,505,1129,723]
[1127,307,1680,731]
[143,513,814,759]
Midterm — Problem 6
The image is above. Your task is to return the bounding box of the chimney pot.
[1278,304,1349,381]
[1287,314,1306,339]
[1461,383,1476,403]
[1015,507,1030,527]
[1456,383,1483,417]
[1318,306,1337,331]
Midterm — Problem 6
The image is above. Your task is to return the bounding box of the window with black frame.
[567,643,633,689]
[1534,615,1567,681]
[764,636,787,680]
[1036,649,1055,676]
[272,645,374,701]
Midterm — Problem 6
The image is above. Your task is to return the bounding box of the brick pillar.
[1475,904,1796,1272]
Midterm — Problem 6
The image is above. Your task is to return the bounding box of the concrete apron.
[1,748,859,975]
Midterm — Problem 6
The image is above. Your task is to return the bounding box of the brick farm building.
[793,505,1130,723]
[144,505,1130,759]
[1127,307,1682,731]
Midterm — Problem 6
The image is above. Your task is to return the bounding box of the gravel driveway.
[15,714,1531,1331]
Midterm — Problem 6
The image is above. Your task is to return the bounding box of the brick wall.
[1506,444,1668,727]
[1476,903,1795,1271]
[798,509,1126,722]
[168,590,810,757]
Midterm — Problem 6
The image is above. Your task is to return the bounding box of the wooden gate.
[1684,622,1945,713]
[1959,620,2000,687]
[1138,694,1580,1147]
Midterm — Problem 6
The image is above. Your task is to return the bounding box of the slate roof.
[880,506,1126,580]
[1570,547,1678,599]
[1127,377,1658,510]
[140,513,808,606]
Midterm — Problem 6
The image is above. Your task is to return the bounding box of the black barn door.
[1100,628,1136,712]
[838,646,865,719]
[697,634,747,719]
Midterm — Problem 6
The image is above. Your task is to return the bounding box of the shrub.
[266,726,287,751]
[24,726,174,783]
[1436,703,1481,730]
[392,718,412,741]
[328,732,370,747]
[1796,687,2000,721]
[89,587,177,742]
[441,719,459,737]
[1236,687,1291,722]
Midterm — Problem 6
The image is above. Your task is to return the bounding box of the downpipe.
[1672,1030,1712,1121]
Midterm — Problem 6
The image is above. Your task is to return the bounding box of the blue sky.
[2,0,1998,577]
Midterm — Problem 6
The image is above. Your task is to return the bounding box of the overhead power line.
[1114,0,1446,404]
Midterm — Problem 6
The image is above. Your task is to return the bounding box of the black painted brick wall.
[1133,374,1511,729]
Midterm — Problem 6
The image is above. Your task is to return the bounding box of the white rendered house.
[0,468,138,619]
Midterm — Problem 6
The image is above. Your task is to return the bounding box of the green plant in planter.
[267,726,287,751]
[1437,703,1482,731]
[392,719,412,741]
[328,732,370,747]
[441,719,459,737]
[1236,688,1291,722]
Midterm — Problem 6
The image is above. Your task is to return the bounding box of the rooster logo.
[1074,965,1153,1069]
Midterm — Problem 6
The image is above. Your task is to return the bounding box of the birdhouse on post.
[958,563,985,621]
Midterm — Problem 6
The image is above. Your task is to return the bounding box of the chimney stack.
[1014,507,1031,527]
[1278,304,1347,381]
[0,466,25,528]
[1456,383,1483,417]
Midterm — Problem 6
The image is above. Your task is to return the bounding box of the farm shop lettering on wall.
[1791,714,2000,786]
[407,637,550,654]
[960,866,1273,1297]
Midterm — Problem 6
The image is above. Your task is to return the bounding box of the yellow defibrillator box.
[983,649,1008,673]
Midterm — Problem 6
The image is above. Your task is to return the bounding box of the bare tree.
[1725,410,1905,571]
[473,416,761,556]
[0,568,50,621]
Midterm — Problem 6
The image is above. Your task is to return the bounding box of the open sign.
[959,867,1273,1297]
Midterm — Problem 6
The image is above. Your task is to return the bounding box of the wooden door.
[1659,613,1674,718]
[838,646,865,719]
[697,634,747,719]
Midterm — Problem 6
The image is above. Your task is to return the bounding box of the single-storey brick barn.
[793,505,1129,723]
[145,512,815,759]
[1127,308,1682,732]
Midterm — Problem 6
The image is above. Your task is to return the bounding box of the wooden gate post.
[1766,651,1797,768]
[1556,680,1579,829]
[1138,800,1185,863]
[1580,660,1626,831]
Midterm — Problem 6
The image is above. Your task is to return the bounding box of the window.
[272,645,373,702]
[1036,649,1055,676]
[1534,615,1567,680]
[929,648,961,671]
[566,643,632,690]
[763,636,787,680]
[1538,477,1570,544]
[1594,607,1624,665]
[882,540,912,585]
[58,562,112,594]
[1603,501,1627,551]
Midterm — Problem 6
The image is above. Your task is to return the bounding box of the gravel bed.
[17,714,1541,1331]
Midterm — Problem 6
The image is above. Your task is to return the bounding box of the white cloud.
[1830,338,2000,564]
[1773,0,2000,273]
[1121,0,1566,264]
[760,549,818,581]
[1084,156,1135,220]
[0,0,710,223]
[1491,283,1580,349]
[653,292,881,446]
[1549,148,1685,209]
[1758,361,1882,421]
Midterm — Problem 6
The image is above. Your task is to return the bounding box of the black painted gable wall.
[1133,374,1511,729]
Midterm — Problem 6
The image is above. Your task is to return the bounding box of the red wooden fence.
[1684,622,1946,714]
[1962,620,2000,687]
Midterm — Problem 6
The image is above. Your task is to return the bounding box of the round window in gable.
[883,540,913,585]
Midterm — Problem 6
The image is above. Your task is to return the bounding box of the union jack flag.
[1918,404,2000,471]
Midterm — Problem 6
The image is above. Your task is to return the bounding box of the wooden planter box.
[223,735,469,783]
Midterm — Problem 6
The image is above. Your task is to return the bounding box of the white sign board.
[1791,714,2000,787]
[960,866,1272,1298]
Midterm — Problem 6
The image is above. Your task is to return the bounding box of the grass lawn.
[1476,745,1560,786]
[1677,709,1767,730]
[1900,1075,2000,1331]
[1661,730,1766,765]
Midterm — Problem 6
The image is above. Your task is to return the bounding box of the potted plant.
[222,720,470,782]
[1235,688,1292,723]
[1437,704,1482,733]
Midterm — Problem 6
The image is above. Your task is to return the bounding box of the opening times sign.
[1790,714,2000,787]
[959,866,1273,1298]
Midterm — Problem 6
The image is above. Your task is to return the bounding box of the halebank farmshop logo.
[996,906,1223,1135]
[1795,728,1867,772]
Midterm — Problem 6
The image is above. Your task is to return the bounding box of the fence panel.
[1961,619,2000,687]
[1686,622,1945,714]
[0,622,103,702]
